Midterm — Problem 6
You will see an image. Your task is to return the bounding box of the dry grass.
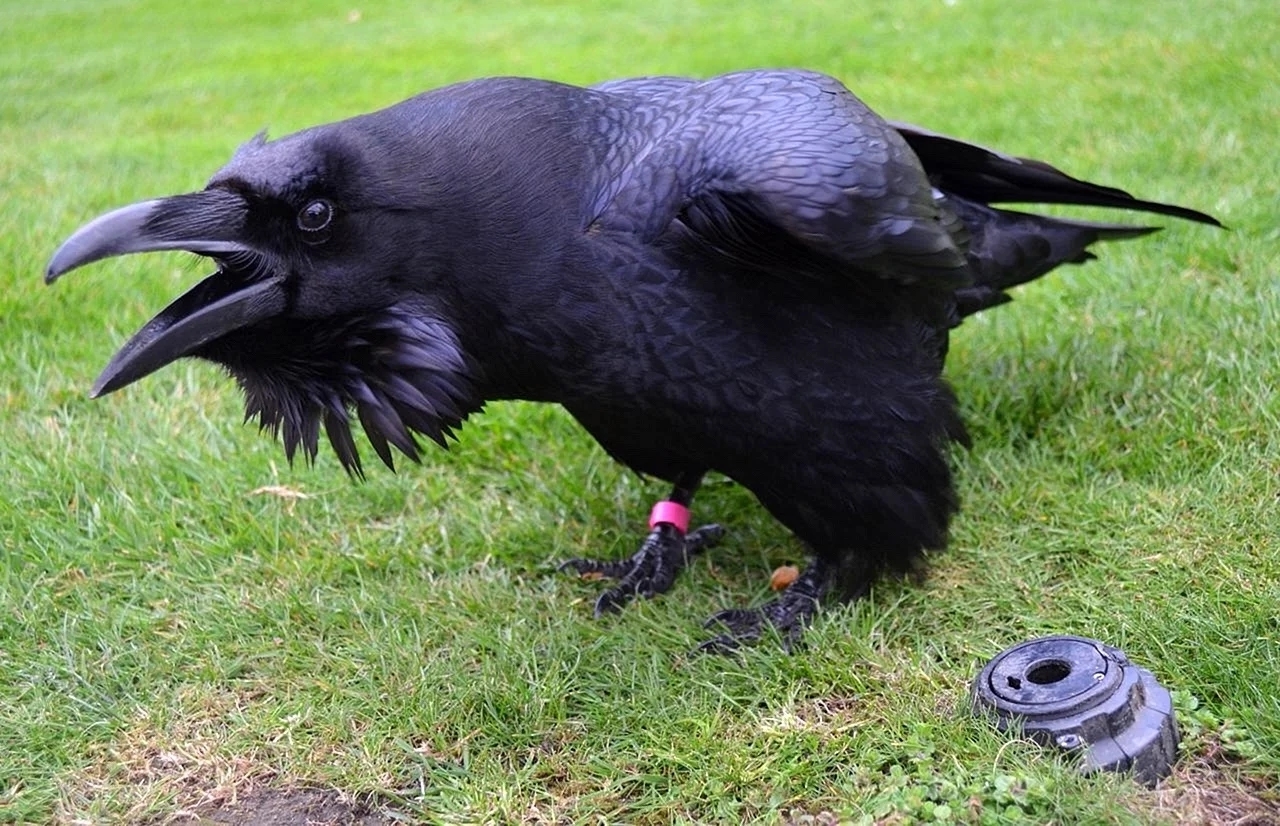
[56,686,399,825]
[56,689,279,823]
[1143,744,1280,826]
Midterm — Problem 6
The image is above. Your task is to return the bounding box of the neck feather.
[202,304,481,476]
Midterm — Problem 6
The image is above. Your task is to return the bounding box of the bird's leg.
[560,470,724,616]
[698,557,835,654]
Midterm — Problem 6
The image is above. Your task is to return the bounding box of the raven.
[47,70,1218,650]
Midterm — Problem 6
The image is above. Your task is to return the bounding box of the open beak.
[46,190,287,397]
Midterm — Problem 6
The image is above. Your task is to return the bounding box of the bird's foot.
[560,522,724,616]
[698,560,832,654]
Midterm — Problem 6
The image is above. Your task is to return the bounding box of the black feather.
[892,121,1223,227]
[199,304,478,474]
[323,405,363,478]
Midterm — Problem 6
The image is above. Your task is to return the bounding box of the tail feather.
[889,121,1222,321]
[948,196,1164,318]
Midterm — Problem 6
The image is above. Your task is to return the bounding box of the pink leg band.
[649,501,691,535]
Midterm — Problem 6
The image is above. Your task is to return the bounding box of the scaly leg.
[560,471,724,616]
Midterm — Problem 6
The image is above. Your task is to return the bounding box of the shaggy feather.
[206,304,479,477]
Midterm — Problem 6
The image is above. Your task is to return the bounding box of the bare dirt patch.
[198,787,391,826]
[55,688,401,824]
[58,689,274,822]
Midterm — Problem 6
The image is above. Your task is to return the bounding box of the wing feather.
[591,71,971,290]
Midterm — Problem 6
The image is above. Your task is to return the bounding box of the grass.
[2,0,1278,822]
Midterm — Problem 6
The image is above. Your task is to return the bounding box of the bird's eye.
[297,199,333,233]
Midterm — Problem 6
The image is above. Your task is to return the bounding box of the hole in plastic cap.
[1027,659,1071,684]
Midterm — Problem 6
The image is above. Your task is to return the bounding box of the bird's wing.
[588,70,969,289]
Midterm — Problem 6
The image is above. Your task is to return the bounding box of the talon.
[685,523,725,554]
[593,589,629,616]
[558,557,628,580]
[703,607,750,629]
[696,634,744,655]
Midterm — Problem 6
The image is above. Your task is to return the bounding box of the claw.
[702,606,742,626]
[696,634,745,655]
[558,556,631,579]
[685,524,726,554]
[593,588,630,616]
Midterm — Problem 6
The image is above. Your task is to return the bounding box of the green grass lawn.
[3,0,1278,823]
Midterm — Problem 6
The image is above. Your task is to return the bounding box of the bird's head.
[46,122,483,476]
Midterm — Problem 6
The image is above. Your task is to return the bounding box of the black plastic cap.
[971,635,1178,787]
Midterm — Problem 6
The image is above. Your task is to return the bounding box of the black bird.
[46,70,1218,650]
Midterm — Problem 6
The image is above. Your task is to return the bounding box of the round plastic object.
[971,635,1178,786]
